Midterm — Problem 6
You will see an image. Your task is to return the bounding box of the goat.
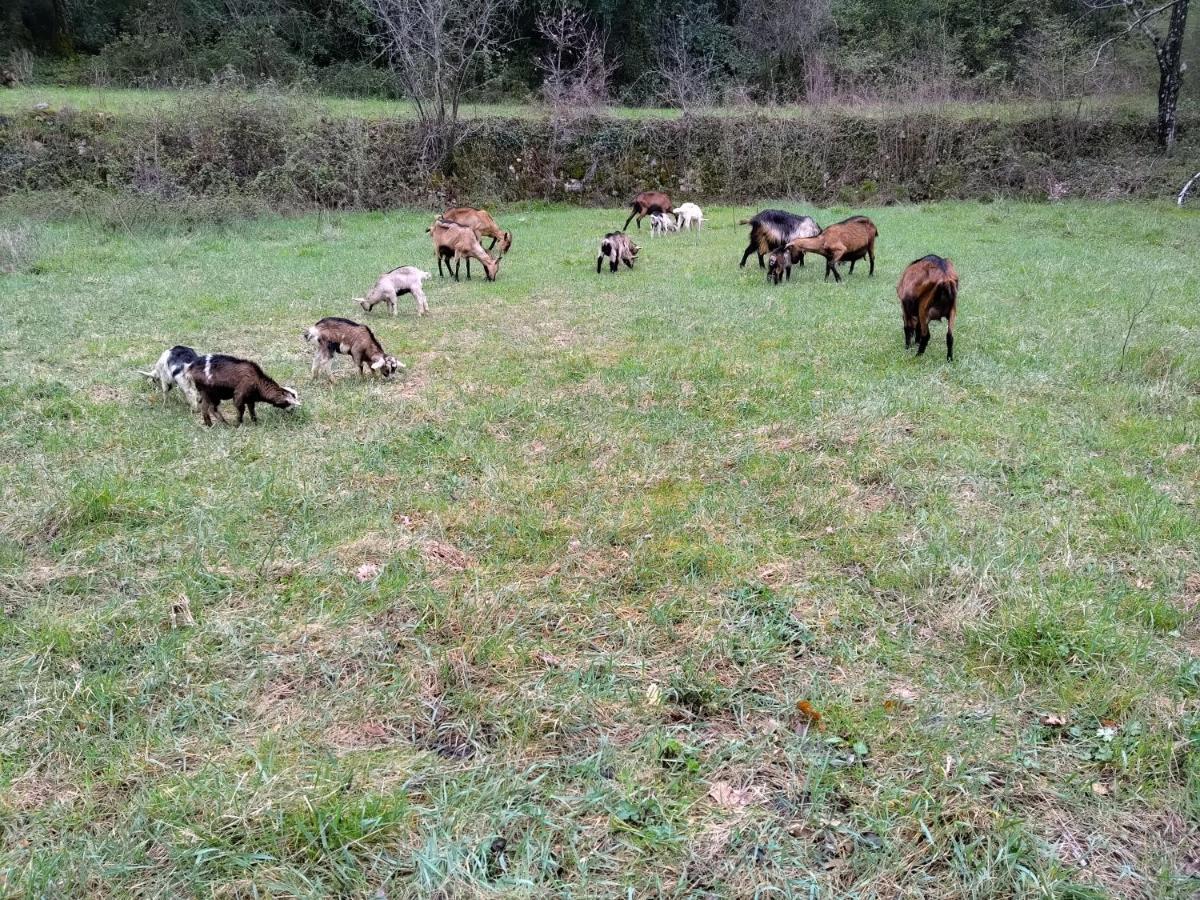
[650,212,679,237]
[766,249,794,286]
[597,232,639,273]
[440,207,513,256]
[355,266,431,317]
[672,202,704,231]
[781,215,877,283]
[623,190,673,231]
[305,317,404,380]
[739,210,821,269]
[427,218,501,282]
[897,255,959,360]
[185,354,300,427]
[140,345,201,408]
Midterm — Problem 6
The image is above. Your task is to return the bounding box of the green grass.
[1,200,1199,897]
[0,83,1176,122]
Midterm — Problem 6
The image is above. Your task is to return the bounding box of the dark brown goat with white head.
[897,255,959,360]
[623,190,673,231]
[304,317,404,380]
[739,210,821,270]
[185,354,300,427]
[597,232,639,273]
[782,215,878,283]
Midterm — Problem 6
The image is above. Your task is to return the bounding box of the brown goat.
[304,317,403,380]
[441,207,513,255]
[783,215,878,283]
[427,218,501,281]
[623,190,673,231]
[185,354,300,426]
[897,255,959,360]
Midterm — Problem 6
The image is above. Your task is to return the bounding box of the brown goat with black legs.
[782,215,877,283]
[440,207,513,255]
[739,210,821,269]
[623,190,673,231]
[428,218,501,281]
[597,232,639,273]
[185,354,300,427]
[305,317,404,380]
[897,255,959,360]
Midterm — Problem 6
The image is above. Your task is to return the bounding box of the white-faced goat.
[597,232,639,273]
[650,212,679,237]
[304,317,404,380]
[185,354,300,427]
[672,203,704,231]
[739,209,821,269]
[355,266,431,316]
[428,218,501,281]
[140,345,201,408]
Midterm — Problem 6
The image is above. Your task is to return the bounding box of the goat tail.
[936,279,957,309]
[738,219,752,226]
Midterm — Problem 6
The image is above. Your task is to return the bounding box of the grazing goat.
[623,190,673,231]
[305,317,404,380]
[897,255,959,360]
[672,203,704,231]
[782,215,878,283]
[739,210,821,269]
[185,354,300,427]
[440,207,513,255]
[428,218,501,281]
[140,345,201,408]
[597,232,639,273]
[650,212,679,237]
[355,266,431,316]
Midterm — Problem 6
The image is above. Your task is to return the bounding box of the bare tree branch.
[357,0,515,168]
[1179,170,1200,205]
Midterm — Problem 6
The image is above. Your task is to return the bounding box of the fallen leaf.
[169,594,195,628]
[1040,713,1068,727]
[645,683,661,707]
[354,563,381,582]
[1091,782,1111,796]
[795,699,825,733]
[536,651,562,668]
[1135,577,1152,590]
[708,781,754,809]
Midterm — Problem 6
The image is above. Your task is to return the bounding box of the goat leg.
[739,245,755,268]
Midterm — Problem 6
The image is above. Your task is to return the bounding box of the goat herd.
[140,192,960,427]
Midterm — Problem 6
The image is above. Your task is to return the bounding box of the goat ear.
[371,358,386,369]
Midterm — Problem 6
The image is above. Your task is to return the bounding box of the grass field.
[1,200,1199,897]
[0,84,1178,123]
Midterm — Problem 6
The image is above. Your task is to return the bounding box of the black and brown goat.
[897,255,959,360]
[782,215,877,283]
[597,232,639,273]
[623,190,673,231]
[305,317,404,380]
[441,207,513,255]
[739,210,821,270]
[185,354,300,426]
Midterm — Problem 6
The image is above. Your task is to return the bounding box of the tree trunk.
[1155,0,1189,150]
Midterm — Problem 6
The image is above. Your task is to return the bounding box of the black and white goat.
[140,345,201,409]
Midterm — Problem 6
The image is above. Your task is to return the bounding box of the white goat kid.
[355,266,431,317]
[672,203,704,232]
